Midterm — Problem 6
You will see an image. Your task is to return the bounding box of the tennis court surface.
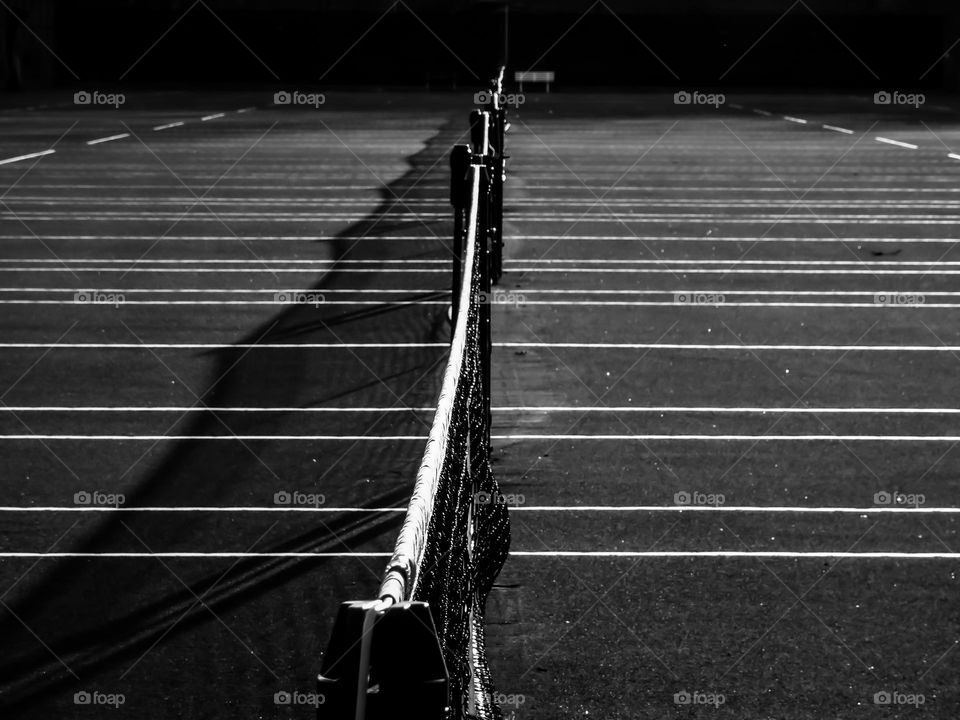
[2,89,960,718]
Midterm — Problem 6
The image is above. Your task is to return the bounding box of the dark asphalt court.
[2,92,960,718]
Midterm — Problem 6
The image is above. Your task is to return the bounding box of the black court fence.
[317,70,511,720]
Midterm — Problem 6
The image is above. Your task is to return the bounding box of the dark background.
[2,0,960,92]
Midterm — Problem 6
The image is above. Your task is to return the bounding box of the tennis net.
[319,75,511,720]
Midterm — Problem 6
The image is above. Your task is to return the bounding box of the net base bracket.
[317,600,449,720]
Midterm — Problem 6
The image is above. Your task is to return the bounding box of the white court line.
[0,342,447,349]
[495,435,960,441]
[10,268,960,276]
[0,235,958,244]
[7,300,960,308]
[10,258,960,266]
[86,134,130,146]
[6,268,960,276]
[497,342,960,352]
[0,406,435,412]
[783,116,808,124]
[0,149,55,166]
[876,136,918,150]
[3,289,960,297]
[1,551,957,559]
[511,551,960,559]
[822,124,854,134]
[0,300,453,306]
[3,434,960,441]
[1,505,954,514]
[2,406,960,415]
[201,113,225,121]
[0,258,449,265]
[2,342,960,352]
[153,121,185,131]
[0,287,445,293]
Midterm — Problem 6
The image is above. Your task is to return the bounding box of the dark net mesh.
[410,218,511,720]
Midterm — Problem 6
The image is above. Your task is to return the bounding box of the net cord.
[378,166,482,606]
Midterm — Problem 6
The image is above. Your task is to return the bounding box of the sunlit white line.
[8,268,959,275]
[0,506,405,513]
[201,113,225,121]
[512,506,959,514]
[822,124,855,134]
[3,434,960,441]
[2,551,957,559]
[1,342,958,351]
[86,134,130,146]
[510,551,960,559]
[5,289,960,298]
[876,136,918,150]
[494,434,960,441]
[0,406,434,413]
[783,116,808,124]
[499,406,960,414]
[0,287,443,294]
[0,435,429,440]
[3,406,959,415]
[11,258,960,267]
[0,342,446,349]
[0,552,392,558]
[0,300,451,306]
[2,505,955,514]
[497,342,960,352]
[0,235,957,244]
[0,258,449,265]
[0,149,55,166]
[7,300,960,308]
[9,267,960,276]
[152,121,185,131]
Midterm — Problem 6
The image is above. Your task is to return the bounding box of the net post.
[449,144,471,328]
[469,109,490,155]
